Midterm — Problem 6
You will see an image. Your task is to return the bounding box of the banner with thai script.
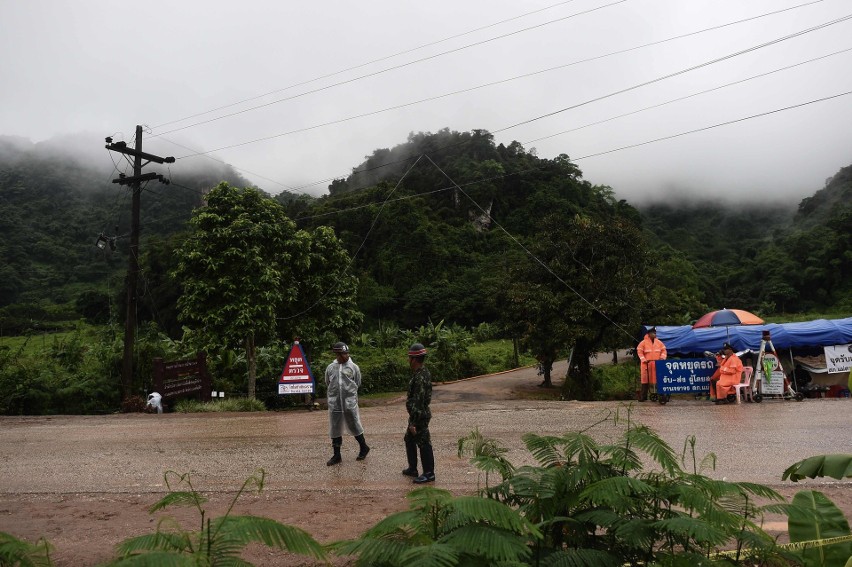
[655,358,716,395]
[824,344,852,374]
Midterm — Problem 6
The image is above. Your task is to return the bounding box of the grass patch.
[468,339,536,374]
[594,361,639,401]
[173,398,267,413]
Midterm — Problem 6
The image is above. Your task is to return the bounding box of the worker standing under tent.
[637,327,667,402]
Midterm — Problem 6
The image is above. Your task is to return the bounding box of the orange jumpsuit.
[637,335,667,385]
[713,353,743,400]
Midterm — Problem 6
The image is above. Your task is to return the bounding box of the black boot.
[413,444,435,484]
[638,384,649,402]
[402,439,418,477]
[327,438,342,466]
[355,434,370,461]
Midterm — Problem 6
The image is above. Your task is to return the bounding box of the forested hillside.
[0,135,249,333]
[1,129,849,340]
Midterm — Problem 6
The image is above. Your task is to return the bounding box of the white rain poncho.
[324,358,364,438]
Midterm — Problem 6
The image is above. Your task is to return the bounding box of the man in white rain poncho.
[324,342,370,466]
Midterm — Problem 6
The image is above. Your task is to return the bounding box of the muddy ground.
[1,361,850,566]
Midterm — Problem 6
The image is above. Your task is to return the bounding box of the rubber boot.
[355,434,370,461]
[413,444,435,484]
[402,439,419,477]
[327,438,342,466]
[638,384,648,402]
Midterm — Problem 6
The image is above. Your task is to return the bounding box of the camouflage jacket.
[406,366,432,426]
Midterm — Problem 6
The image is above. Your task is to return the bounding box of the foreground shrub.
[107,469,326,566]
[456,408,801,566]
[0,531,53,566]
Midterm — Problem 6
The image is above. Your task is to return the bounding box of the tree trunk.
[540,357,553,388]
[246,334,256,400]
[562,342,595,400]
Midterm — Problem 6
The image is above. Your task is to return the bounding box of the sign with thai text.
[153,352,211,402]
[278,342,315,395]
[824,344,852,374]
[655,358,716,395]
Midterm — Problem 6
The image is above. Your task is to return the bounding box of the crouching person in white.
[146,392,163,414]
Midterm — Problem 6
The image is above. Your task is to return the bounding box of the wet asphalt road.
[0,361,849,495]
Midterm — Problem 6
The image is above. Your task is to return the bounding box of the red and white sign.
[278,343,316,395]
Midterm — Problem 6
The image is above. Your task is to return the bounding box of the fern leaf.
[538,547,621,567]
[147,491,207,513]
[360,510,422,539]
[114,532,192,556]
[579,476,654,510]
[444,496,538,536]
[105,550,198,566]
[400,541,460,567]
[0,531,54,567]
[211,516,326,559]
[440,524,531,563]
[522,433,566,467]
[652,516,728,546]
[329,536,411,566]
[624,425,680,475]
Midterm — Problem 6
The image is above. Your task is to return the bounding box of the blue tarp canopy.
[643,318,852,355]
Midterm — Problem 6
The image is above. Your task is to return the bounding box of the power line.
[293,87,852,222]
[172,3,846,200]
[151,0,629,138]
[172,0,833,160]
[150,0,585,131]
[493,13,852,133]
[524,46,852,145]
[571,89,852,162]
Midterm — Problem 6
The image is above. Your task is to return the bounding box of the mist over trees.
[1,129,849,346]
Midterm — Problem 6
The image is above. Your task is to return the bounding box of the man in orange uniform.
[637,327,667,401]
[713,343,743,404]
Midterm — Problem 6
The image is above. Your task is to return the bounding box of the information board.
[759,353,785,395]
[655,358,716,395]
[278,342,316,395]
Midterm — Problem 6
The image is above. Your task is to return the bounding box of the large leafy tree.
[504,212,654,399]
[173,183,361,399]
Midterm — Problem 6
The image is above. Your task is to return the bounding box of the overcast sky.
[2,0,851,203]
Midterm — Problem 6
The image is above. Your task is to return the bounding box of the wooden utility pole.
[106,126,173,401]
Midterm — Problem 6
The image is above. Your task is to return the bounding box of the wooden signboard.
[152,352,212,402]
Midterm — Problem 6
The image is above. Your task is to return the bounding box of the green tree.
[172,183,308,399]
[504,213,654,399]
[173,184,362,399]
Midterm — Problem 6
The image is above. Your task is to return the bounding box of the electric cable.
[170,7,850,201]
[293,87,852,223]
[151,0,629,138]
[151,0,586,131]
[172,0,835,160]
[493,12,852,133]
[524,45,852,145]
[423,154,638,342]
[277,157,423,321]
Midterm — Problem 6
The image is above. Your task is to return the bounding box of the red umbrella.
[693,308,764,328]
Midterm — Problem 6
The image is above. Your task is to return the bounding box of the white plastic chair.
[733,366,754,404]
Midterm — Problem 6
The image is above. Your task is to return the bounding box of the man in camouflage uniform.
[402,343,435,484]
